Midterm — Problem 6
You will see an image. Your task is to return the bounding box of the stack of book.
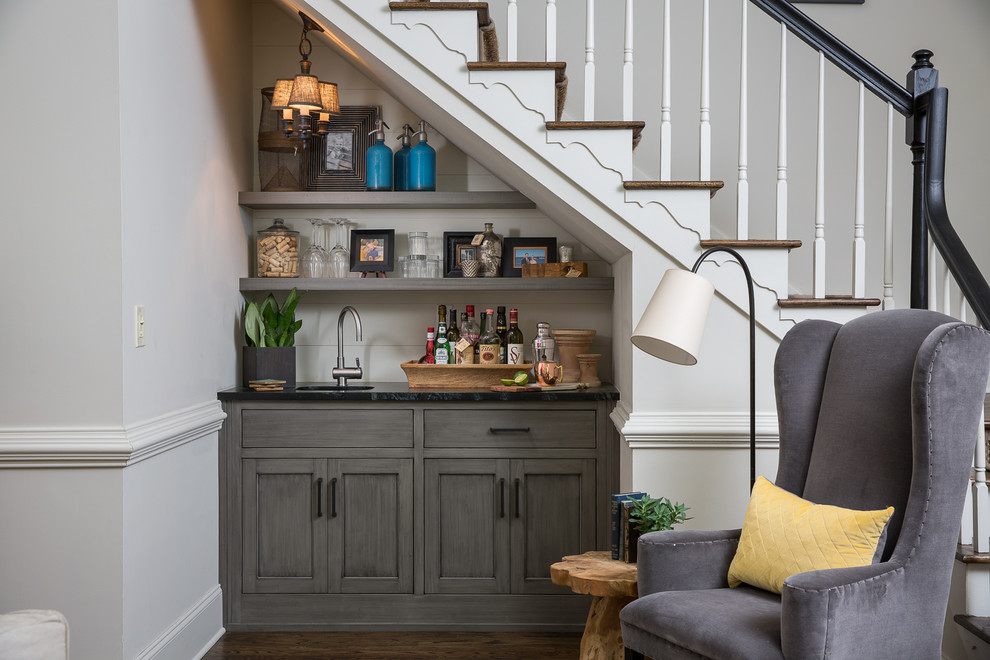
[610,492,647,562]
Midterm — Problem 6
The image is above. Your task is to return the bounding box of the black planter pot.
[243,346,296,388]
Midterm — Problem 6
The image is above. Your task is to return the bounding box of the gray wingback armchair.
[621,309,990,659]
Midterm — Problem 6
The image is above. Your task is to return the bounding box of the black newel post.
[906,49,938,310]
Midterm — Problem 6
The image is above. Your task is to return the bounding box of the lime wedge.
[512,372,529,385]
[500,378,516,386]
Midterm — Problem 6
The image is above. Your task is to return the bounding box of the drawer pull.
[330,477,338,518]
[499,478,505,518]
[489,427,531,434]
[514,478,521,518]
[317,477,324,518]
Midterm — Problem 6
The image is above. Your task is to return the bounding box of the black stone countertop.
[218,381,619,402]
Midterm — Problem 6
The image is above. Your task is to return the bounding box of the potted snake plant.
[242,288,304,387]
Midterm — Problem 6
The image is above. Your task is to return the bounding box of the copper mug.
[536,361,563,386]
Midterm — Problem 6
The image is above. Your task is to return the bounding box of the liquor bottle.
[464,305,481,360]
[496,306,508,364]
[421,327,436,364]
[447,308,461,346]
[434,320,451,364]
[506,308,525,365]
[455,312,474,364]
[478,309,501,365]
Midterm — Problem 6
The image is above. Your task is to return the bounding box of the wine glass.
[327,218,351,278]
[299,218,329,278]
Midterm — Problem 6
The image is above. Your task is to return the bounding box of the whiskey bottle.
[464,304,481,360]
[455,312,474,364]
[477,309,501,365]
[496,306,508,364]
[506,308,525,365]
[447,308,461,346]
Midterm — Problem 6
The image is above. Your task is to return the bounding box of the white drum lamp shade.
[631,269,715,365]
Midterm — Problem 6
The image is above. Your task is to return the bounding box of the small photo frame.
[443,231,481,278]
[502,237,558,277]
[350,229,395,273]
[307,106,380,191]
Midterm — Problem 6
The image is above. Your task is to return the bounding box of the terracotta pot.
[553,329,596,383]
[577,353,603,387]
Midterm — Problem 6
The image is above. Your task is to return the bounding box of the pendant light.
[271,12,340,145]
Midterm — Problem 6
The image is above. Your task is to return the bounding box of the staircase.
[293,0,990,652]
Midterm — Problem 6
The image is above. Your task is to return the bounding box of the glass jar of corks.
[256,218,299,277]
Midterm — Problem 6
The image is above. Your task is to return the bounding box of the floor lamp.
[630,247,757,490]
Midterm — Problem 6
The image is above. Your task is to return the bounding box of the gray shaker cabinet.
[219,393,618,630]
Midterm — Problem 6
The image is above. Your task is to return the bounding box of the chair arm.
[781,562,918,659]
[636,528,741,597]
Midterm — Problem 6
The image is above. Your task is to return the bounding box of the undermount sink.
[296,385,375,391]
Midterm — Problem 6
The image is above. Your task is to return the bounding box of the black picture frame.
[502,237,557,277]
[443,231,481,278]
[350,229,395,273]
[307,106,379,191]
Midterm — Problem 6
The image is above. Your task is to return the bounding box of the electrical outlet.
[135,305,146,348]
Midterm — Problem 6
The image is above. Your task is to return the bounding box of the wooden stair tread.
[701,239,802,249]
[468,61,567,84]
[954,614,990,645]
[957,544,990,564]
[389,2,491,26]
[624,180,724,198]
[778,296,882,308]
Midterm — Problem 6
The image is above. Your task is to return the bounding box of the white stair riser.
[468,69,557,122]
[544,128,633,180]
[390,10,479,63]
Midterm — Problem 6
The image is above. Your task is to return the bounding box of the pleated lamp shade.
[631,268,715,365]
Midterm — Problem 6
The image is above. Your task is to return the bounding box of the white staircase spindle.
[928,239,938,311]
[961,294,969,323]
[973,422,990,553]
[507,0,518,62]
[883,102,895,310]
[775,23,788,240]
[699,0,711,180]
[660,0,672,181]
[584,0,596,120]
[813,52,826,299]
[545,0,557,62]
[942,264,952,316]
[852,81,866,298]
[736,0,749,239]
[622,0,633,121]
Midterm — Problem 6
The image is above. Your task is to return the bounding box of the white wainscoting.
[135,584,224,660]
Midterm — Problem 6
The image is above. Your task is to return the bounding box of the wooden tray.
[400,361,533,388]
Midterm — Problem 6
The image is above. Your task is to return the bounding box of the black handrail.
[919,88,990,328]
[749,0,911,115]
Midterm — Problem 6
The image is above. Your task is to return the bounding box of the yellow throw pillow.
[727,476,894,594]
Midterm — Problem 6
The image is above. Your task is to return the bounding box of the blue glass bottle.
[393,124,413,192]
[366,118,393,191]
[409,121,436,192]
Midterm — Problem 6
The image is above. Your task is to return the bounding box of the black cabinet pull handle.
[499,478,505,518]
[489,427,530,434]
[514,478,521,518]
[330,477,338,518]
[316,477,324,518]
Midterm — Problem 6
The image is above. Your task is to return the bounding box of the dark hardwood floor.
[203,632,582,659]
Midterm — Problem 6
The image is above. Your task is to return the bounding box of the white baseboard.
[0,400,226,467]
[134,585,224,660]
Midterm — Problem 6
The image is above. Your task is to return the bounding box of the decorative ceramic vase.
[553,329,596,383]
[478,222,502,277]
[577,353,603,387]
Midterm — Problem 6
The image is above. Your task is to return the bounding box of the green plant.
[244,288,304,347]
[628,495,691,533]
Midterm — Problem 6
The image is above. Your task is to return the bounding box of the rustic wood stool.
[551,551,638,660]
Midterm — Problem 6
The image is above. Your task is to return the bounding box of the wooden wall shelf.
[239,277,614,293]
[238,191,536,210]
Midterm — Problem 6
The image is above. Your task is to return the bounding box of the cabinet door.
[242,458,328,593]
[424,459,510,593]
[510,458,596,594]
[329,458,414,594]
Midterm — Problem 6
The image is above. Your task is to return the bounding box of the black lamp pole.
[691,247,756,491]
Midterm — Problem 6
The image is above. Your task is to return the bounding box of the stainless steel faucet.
[331,306,363,386]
